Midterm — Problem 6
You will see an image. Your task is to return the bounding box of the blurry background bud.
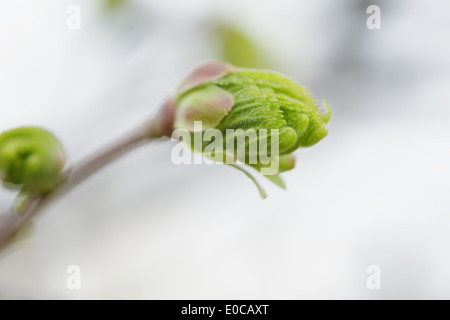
[215,22,270,69]
[103,0,128,11]
[0,127,66,194]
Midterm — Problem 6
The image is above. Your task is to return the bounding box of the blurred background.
[1,0,450,299]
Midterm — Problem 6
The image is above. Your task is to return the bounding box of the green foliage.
[212,70,330,150]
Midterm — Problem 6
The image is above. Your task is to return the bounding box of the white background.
[1,0,450,299]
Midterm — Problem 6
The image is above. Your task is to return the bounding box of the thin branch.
[0,118,164,251]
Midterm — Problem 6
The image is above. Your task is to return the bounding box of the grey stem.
[0,118,164,251]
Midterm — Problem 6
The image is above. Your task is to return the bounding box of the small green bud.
[0,127,66,193]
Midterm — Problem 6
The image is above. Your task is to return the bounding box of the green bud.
[171,62,331,197]
[176,64,330,149]
[0,127,66,193]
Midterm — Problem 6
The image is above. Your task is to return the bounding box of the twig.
[0,118,164,250]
